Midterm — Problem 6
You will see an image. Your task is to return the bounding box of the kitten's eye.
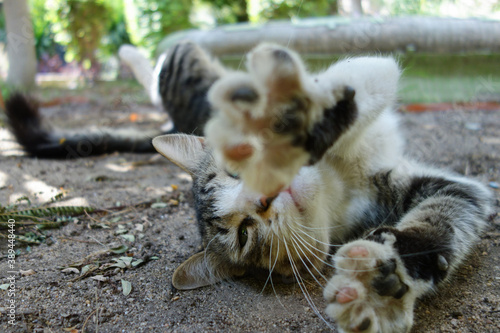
[238,217,254,248]
[238,225,248,248]
[226,170,240,179]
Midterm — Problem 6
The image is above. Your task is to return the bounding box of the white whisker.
[290,229,335,269]
[299,223,348,231]
[294,225,344,248]
[203,234,218,266]
[289,231,329,287]
[260,234,285,307]
[261,231,275,293]
[292,226,336,256]
[283,236,335,330]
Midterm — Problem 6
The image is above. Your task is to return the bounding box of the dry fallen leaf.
[121,234,135,242]
[61,267,80,274]
[20,269,36,276]
[109,245,129,254]
[121,279,132,296]
[91,275,109,282]
[151,202,168,209]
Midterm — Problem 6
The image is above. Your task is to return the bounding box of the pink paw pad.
[347,246,369,258]
[336,287,358,304]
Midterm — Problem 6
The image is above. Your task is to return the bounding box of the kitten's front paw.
[324,239,415,333]
[205,44,343,196]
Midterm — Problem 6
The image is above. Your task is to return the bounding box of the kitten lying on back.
[153,42,493,333]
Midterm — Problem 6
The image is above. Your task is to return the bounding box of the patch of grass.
[399,54,500,103]
[223,53,500,104]
[399,75,500,103]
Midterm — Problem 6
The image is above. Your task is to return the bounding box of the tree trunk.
[157,17,500,57]
[351,0,363,17]
[4,0,37,89]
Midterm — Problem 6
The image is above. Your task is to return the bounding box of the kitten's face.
[153,135,331,289]
[195,152,328,273]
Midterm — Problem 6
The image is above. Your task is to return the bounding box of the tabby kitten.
[153,42,493,333]
[4,43,220,158]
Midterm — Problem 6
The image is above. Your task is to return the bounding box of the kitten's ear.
[172,251,245,290]
[152,134,206,175]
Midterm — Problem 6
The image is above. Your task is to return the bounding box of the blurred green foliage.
[203,0,249,24]
[387,0,444,15]
[27,0,131,76]
[59,0,108,69]
[0,0,499,77]
[129,0,193,54]
[260,0,338,20]
[30,0,60,59]
[0,4,5,44]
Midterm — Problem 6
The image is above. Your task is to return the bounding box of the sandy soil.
[0,97,498,333]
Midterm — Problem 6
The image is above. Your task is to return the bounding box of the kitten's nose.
[259,195,277,211]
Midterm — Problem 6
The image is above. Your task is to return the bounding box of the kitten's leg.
[324,174,492,333]
[118,45,158,106]
[158,41,226,135]
[205,44,359,195]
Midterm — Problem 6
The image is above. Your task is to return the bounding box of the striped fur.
[153,43,493,333]
[158,42,226,136]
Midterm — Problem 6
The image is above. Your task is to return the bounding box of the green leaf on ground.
[121,279,132,296]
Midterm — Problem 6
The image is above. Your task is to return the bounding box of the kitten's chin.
[284,168,319,215]
[281,186,304,213]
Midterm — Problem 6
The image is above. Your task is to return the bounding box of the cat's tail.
[5,93,163,158]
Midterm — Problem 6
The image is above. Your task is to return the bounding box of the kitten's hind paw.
[324,240,416,333]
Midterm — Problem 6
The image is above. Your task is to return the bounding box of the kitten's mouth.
[281,186,304,212]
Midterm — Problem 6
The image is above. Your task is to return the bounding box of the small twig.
[89,236,106,247]
[81,308,98,333]
[85,210,101,224]
[90,197,167,216]
[95,288,100,333]
[57,237,101,244]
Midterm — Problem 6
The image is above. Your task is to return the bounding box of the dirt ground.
[0,95,499,333]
